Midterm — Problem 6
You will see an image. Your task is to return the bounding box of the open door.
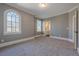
[72,10,78,50]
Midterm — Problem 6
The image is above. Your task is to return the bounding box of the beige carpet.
[0,36,78,56]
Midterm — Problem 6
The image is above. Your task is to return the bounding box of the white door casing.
[72,10,78,49]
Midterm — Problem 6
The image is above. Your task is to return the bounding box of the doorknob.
[74,31,78,33]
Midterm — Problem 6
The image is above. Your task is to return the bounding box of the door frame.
[72,9,78,50]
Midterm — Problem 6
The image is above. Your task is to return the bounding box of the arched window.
[4,9,21,34]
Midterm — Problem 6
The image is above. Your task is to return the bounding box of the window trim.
[4,9,21,35]
[36,19,42,32]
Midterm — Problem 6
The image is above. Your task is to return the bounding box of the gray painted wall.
[0,4,35,43]
[42,9,78,43]
[50,13,69,38]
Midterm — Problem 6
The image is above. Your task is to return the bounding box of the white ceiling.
[7,3,79,19]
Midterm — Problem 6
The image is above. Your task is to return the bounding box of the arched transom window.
[4,9,21,34]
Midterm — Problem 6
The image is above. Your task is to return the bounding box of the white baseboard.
[34,35,41,38]
[50,36,73,43]
[0,35,41,48]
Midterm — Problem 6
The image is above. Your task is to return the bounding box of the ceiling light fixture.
[39,3,47,8]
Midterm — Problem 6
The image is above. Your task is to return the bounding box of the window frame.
[36,19,42,32]
[4,9,21,35]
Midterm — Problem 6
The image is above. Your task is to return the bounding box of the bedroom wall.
[50,13,69,38]
[0,4,35,43]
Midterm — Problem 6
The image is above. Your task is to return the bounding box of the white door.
[72,11,78,49]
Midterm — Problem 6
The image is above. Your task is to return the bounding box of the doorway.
[43,20,51,36]
[72,10,78,50]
